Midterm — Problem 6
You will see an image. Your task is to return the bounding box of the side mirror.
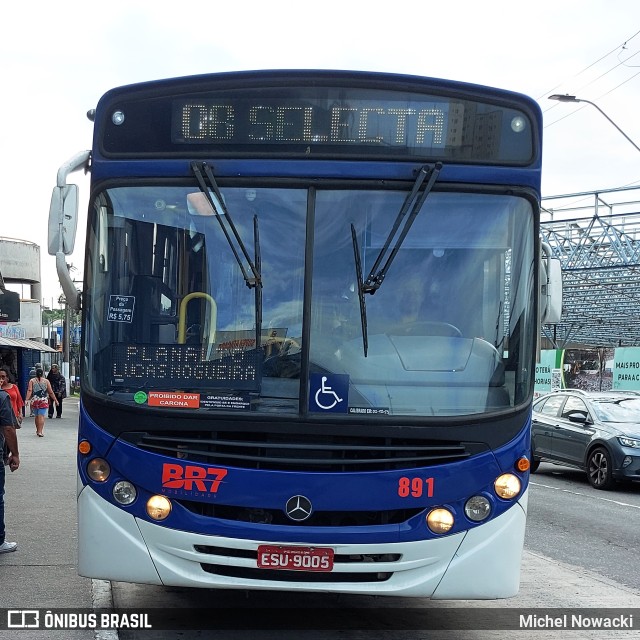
[48,184,78,256]
[48,150,90,311]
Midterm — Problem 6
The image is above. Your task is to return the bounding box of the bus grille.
[200,564,393,583]
[128,431,480,472]
[182,502,423,527]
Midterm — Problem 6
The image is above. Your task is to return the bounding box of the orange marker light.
[516,457,530,472]
[78,440,92,455]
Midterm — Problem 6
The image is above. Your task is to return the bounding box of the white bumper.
[78,485,527,598]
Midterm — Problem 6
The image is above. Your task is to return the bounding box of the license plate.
[257,545,334,572]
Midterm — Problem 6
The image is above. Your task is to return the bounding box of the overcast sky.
[3,0,640,303]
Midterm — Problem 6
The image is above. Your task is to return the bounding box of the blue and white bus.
[49,70,560,598]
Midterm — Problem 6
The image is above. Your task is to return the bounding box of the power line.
[537,28,640,100]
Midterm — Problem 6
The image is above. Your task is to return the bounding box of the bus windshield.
[84,182,535,418]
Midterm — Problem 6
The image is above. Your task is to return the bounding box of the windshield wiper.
[191,161,262,290]
[191,161,263,349]
[253,215,263,353]
[351,224,369,356]
[351,163,442,357]
[361,162,442,295]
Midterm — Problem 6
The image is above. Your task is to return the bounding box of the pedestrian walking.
[24,368,58,437]
[0,385,20,553]
[46,364,66,419]
[27,362,41,417]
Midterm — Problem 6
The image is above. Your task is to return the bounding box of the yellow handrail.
[177,292,217,344]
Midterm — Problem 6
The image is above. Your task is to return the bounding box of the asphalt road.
[527,462,640,591]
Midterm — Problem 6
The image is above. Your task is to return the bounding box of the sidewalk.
[0,396,95,639]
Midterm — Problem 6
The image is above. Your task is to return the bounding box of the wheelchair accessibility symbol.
[309,373,349,413]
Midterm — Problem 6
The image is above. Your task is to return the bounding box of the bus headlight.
[494,473,521,500]
[113,481,137,505]
[426,508,454,534]
[146,495,172,520]
[87,458,110,482]
[464,495,492,522]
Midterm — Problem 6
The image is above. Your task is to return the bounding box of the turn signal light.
[516,457,530,472]
[78,440,91,455]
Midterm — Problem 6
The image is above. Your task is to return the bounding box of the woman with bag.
[0,367,24,427]
[25,367,58,437]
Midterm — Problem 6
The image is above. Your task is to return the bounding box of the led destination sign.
[176,99,451,147]
[111,344,262,391]
[172,91,532,161]
[101,84,534,162]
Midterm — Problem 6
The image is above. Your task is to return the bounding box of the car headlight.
[618,436,640,449]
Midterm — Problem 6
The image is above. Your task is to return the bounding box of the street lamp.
[548,94,640,154]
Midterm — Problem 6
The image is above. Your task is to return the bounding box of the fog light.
[113,481,137,505]
[147,495,172,520]
[427,508,454,534]
[622,456,633,468]
[494,473,521,500]
[464,495,492,522]
[87,458,110,482]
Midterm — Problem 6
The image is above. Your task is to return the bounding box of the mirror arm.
[56,252,81,311]
[57,150,91,188]
[56,251,80,311]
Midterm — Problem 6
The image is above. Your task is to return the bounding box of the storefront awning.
[0,337,59,353]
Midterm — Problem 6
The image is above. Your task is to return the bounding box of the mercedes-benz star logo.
[285,495,313,522]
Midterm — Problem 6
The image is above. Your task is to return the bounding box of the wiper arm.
[253,215,263,353]
[191,161,262,290]
[362,162,442,295]
[351,224,369,357]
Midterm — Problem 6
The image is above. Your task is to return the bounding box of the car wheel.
[587,447,615,490]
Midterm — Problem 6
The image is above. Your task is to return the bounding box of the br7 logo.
[162,463,228,492]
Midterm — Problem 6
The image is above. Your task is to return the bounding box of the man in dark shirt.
[0,387,20,552]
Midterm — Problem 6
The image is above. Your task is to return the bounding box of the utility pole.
[61,294,71,396]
